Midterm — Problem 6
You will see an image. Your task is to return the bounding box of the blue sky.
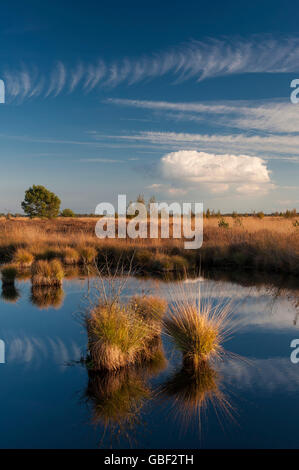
[1,0,299,213]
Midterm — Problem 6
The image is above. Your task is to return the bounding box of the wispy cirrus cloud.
[103,130,299,158]
[107,97,299,134]
[4,35,299,102]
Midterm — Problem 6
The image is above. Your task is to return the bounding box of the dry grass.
[130,295,167,332]
[87,301,161,371]
[0,216,299,275]
[61,247,80,265]
[31,259,64,286]
[13,248,34,267]
[164,282,234,366]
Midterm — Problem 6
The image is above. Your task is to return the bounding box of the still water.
[0,273,299,449]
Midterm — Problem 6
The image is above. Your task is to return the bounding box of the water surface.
[0,274,299,449]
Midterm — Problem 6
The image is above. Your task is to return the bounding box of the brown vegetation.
[0,216,298,276]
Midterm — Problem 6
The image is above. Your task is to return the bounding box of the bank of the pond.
[0,218,298,276]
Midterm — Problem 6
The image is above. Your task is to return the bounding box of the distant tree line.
[0,186,298,219]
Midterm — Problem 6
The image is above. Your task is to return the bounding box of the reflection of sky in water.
[0,276,299,448]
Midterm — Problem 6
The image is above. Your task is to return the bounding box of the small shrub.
[218,218,229,229]
[60,208,75,217]
[13,248,34,267]
[293,220,299,227]
[151,254,174,272]
[257,212,264,219]
[31,259,64,286]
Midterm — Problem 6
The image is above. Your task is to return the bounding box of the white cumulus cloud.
[160,150,271,195]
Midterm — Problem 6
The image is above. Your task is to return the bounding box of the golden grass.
[0,216,299,275]
[87,301,162,371]
[13,248,34,267]
[31,259,64,286]
[164,282,234,366]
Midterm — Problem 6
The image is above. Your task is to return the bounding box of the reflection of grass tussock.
[31,259,64,286]
[87,301,161,371]
[1,266,17,285]
[1,284,20,303]
[86,368,150,429]
[160,362,232,429]
[164,283,233,366]
[85,347,166,445]
[30,286,64,309]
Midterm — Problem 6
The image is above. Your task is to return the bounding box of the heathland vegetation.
[0,214,299,277]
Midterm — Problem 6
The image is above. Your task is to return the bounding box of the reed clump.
[87,300,161,371]
[62,246,80,265]
[164,284,233,367]
[13,248,34,267]
[31,259,64,286]
[130,295,167,332]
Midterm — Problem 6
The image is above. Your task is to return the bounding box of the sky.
[1,0,299,213]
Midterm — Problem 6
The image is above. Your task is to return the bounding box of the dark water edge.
[0,271,299,448]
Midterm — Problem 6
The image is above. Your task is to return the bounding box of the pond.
[0,272,299,449]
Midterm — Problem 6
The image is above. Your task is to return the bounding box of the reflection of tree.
[159,361,233,433]
[85,341,167,447]
[30,286,64,309]
[1,284,20,303]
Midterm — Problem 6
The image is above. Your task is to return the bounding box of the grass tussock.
[87,301,160,371]
[130,295,167,332]
[31,259,64,286]
[13,248,34,267]
[164,283,233,366]
[62,247,80,265]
